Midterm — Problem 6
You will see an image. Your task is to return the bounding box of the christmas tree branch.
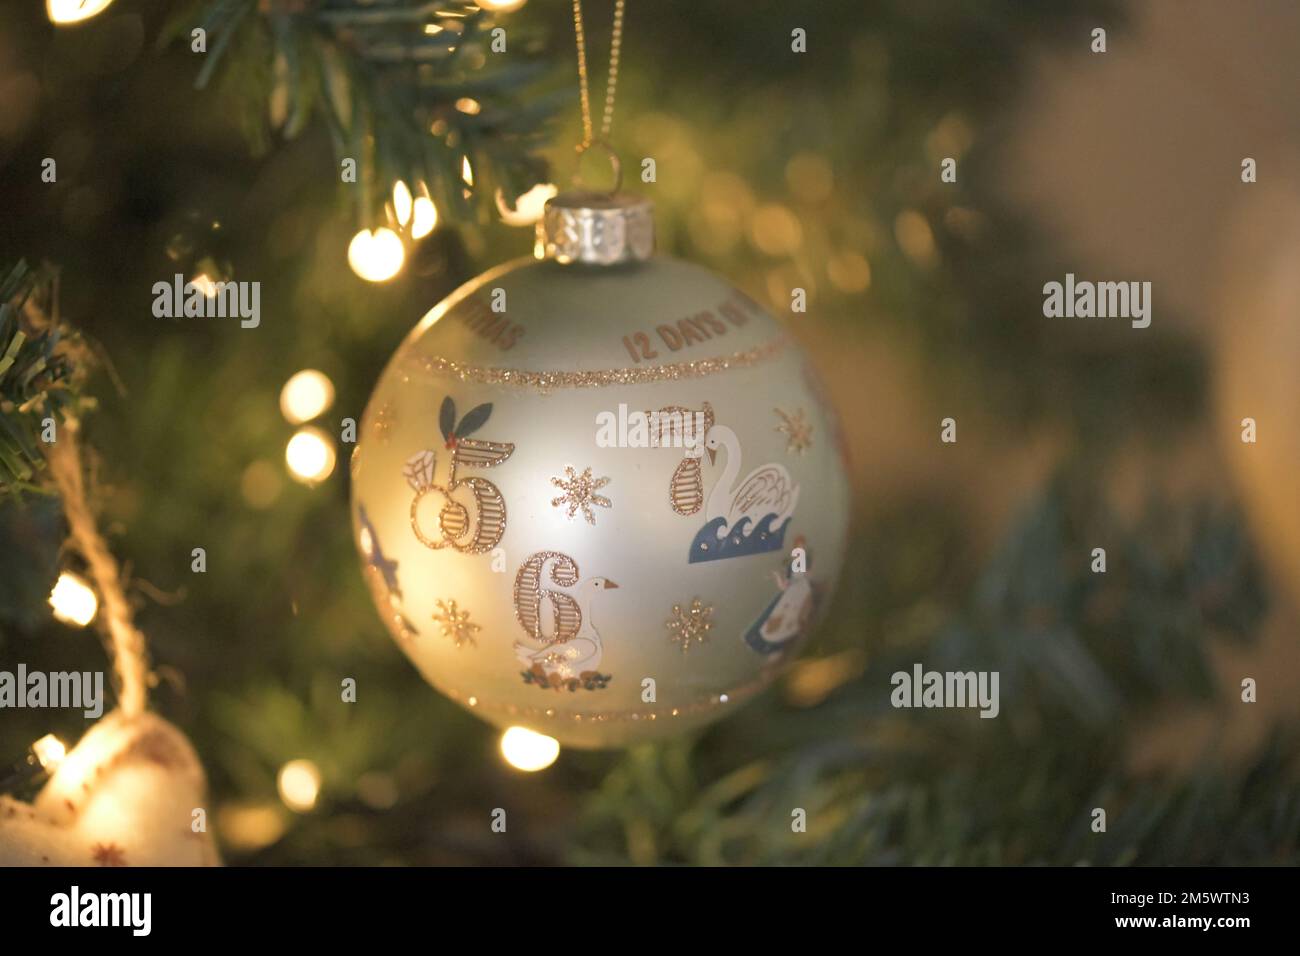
[2,259,149,716]
[162,0,558,225]
[0,262,88,501]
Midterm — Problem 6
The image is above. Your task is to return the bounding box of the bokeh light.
[279,369,335,425]
[47,0,116,25]
[499,726,560,772]
[750,204,803,256]
[32,734,67,770]
[392,181,413,227]
[496,183,558,227]
[277,759,322,812]
[285,427,336,484]
[347,227,405,282]
[410,191,438,239]
[218,803,287,852]
[894,209,937,268]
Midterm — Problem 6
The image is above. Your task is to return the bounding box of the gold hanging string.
[572,0,625,149]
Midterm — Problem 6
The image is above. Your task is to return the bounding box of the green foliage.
[572,480,1290,865]
[0,262,88,501]
[2,0,1296,868]
[160,0,560,224]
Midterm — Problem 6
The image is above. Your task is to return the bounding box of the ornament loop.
[573,138,623,196]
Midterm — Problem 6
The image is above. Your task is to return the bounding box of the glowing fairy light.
[499,726,560,772]
[392,181,413,227]
[217,803,286,851]
[189,273,218,298]
[496,183,558,227]
[477,0,528,11]
[411,192,438,240]
[48,572,97,627]
[461,156,474,187]
[277,759,321,812]
[32,734,67,771]
[279,370,335,425]
[47,0,116,25]
[347,227,405,282]
[455,97,482,115]
[285,427,336,484]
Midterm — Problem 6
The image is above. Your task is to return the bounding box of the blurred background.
[2,0,1299,864]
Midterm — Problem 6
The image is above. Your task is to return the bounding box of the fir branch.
[571,480,1287,866]
[0,262,91,502]
[164,0,557,227]
[0,259,150,719]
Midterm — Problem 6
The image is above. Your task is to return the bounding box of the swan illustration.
[703,424,800,536]
[515,576,619,689]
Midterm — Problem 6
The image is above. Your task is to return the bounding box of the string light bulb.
[277,759,321,812]
[477,0,528,11]
[279,370,335,425]
[411,186,438,239]
[347,227,405,282]
[47,0,116,25]
[499,726,560,772]
[32,734,67,771]
[496,183,558,227]
[392,181,413,227]
[189,273,219,299]
[48,571,98,627]
[285,427,336,484]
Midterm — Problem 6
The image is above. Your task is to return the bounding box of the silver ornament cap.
[537,190,655,266]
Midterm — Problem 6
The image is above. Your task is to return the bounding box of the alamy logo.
[50,886,151,936]
[1042,273,1151,328]
[595,403,708,455]
[152,274,260,328]
[0,664,104,718]
[890,663,1000,718]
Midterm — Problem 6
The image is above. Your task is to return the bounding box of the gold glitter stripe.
[409,335,791,391]
[441,670,777,725]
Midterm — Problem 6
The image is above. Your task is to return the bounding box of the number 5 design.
[404,397,514,554]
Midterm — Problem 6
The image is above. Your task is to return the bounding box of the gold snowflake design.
[430,599,480,648]
[550,466,612,525]
[666,598,714,654]
[774,407,813,454]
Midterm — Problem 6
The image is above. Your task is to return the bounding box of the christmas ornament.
[349,0,849,748]
[0,711,218,866]
[350,190,850,746]
[0,424,218,866]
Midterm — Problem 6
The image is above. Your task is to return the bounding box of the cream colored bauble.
[351,191,849,748]
[0,711,219,866]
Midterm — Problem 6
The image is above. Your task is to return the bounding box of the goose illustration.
[687,424,799,563]
[514,555,618,691]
